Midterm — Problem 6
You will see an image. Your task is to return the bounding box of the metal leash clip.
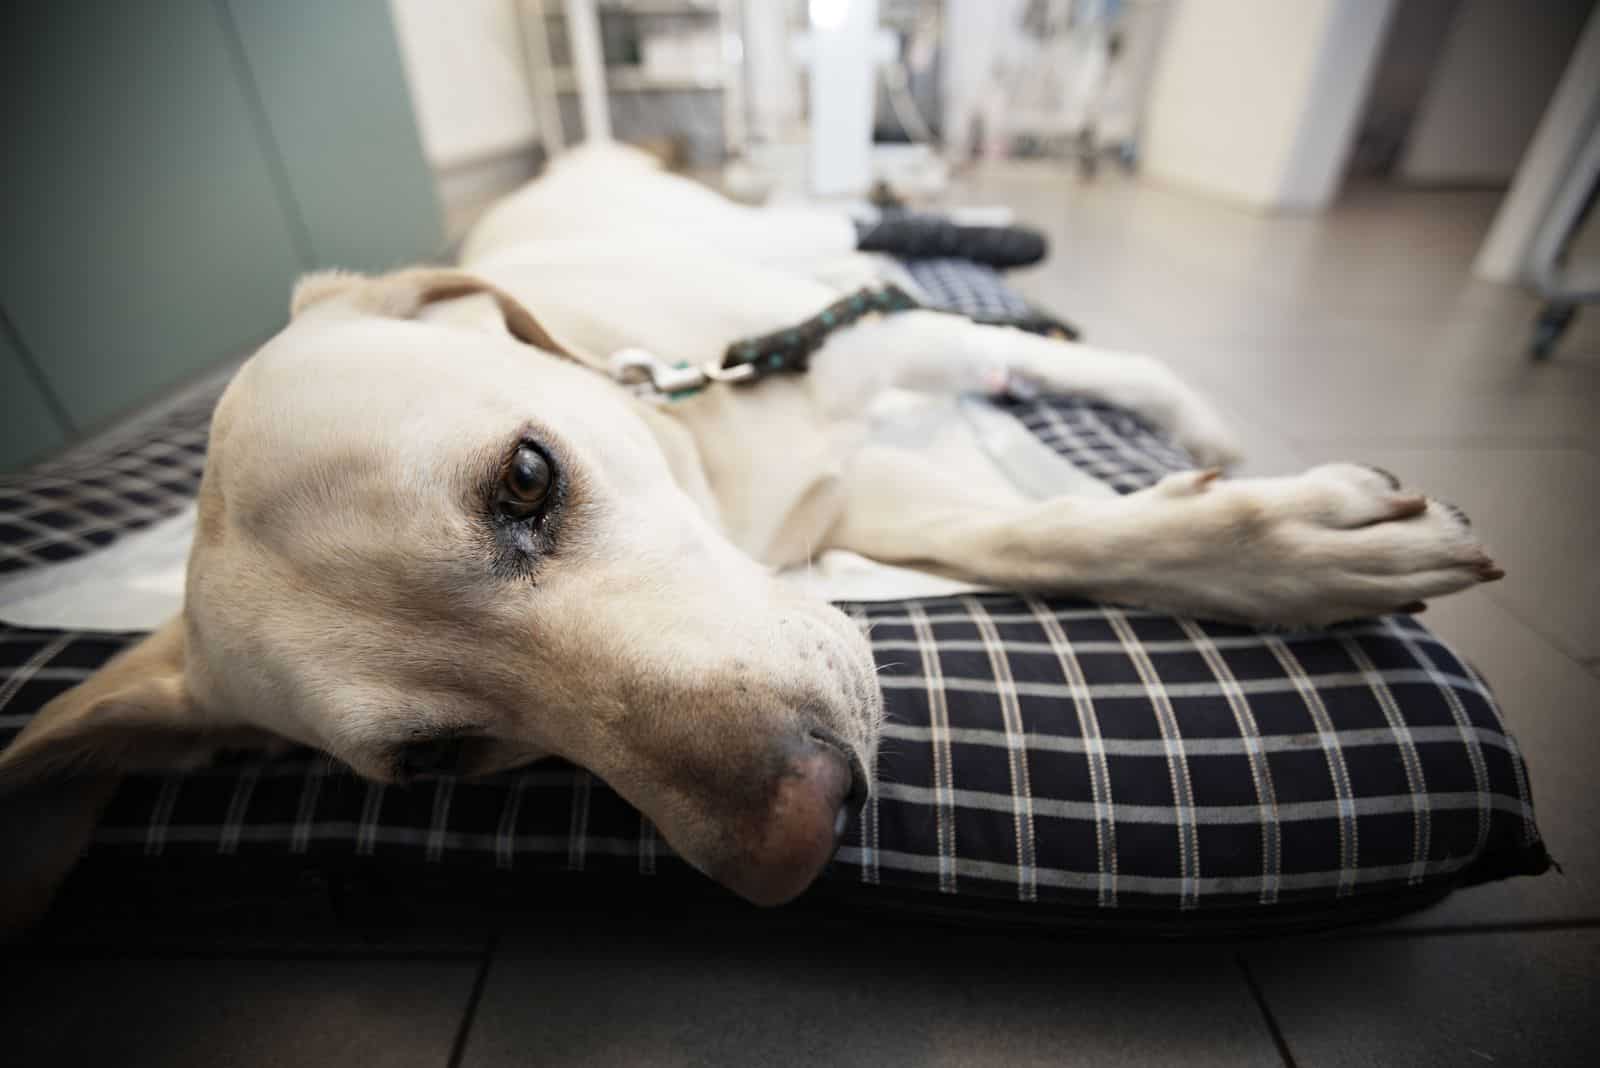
[609,348,754,397]
[702,361,756,383]
[609,348,705,396]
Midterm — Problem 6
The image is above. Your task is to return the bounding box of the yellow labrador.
[0,147,1500,930]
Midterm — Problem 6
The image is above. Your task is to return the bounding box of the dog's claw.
[1439,500,1472,529]
[1159,468,1224,497]
[1364,465,1402,490]
[1398,601,1427,614]
[1479,564,1506,582]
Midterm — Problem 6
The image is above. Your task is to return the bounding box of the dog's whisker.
[802,531,818,599]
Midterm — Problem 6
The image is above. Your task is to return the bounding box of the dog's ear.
[0,617,276,937]
[289,267,575,359]
[0,617,274,792]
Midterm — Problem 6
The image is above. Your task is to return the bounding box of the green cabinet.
[0,319,68,469]
[225,0,441,271]
[0,0,442,471]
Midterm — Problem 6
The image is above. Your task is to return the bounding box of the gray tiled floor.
[1243,929,1600,1066]
[978,167,1600,1063]
[6,167,1596,1065]
[0,957,482,1067]
[462,910,1281,1068]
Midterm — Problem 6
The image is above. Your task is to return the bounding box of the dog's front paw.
[1154,463,1500,626]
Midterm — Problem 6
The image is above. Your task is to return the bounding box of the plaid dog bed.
[0,270,1550,928]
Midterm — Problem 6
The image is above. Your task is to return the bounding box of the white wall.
[388,0,539,169]
[1476,5,1600,281]
[1141,0,1394,210]
[1276,0,1400,208]
[1399,0,1594,185]
[1348,0,1462,176]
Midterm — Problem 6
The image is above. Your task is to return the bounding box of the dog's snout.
[594,599,879,909]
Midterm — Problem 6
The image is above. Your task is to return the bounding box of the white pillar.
[518,0,566,156]
[564,0,611,143]
[808,0,879,197]
[1141,0,1394,211]
[742,0,801,145]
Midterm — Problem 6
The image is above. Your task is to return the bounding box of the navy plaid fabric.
[905,258,1036,320]
[1000,397,1194,495]
[0,263,1550,920]
[0,596,1545,912]
[0,390,213,577]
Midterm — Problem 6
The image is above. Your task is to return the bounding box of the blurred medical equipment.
[1526,120,1600,359]
[514,1,1168,202]
[957,0,1168,174]
[518,0,742,166]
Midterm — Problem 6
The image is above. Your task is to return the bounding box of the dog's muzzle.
[713,726,871,907]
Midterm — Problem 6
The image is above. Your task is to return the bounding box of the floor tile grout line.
[17,917,1600,962]
[446,930,500,1068]
[8,946,490,962]
[1237,953,1299,1068]
[1284,436,1593,451]
[1320,916,1600,943]
[1473,590,1600,683]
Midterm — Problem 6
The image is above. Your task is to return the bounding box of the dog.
[0,145,1501,927]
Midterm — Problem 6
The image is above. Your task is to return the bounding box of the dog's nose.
[809,728,870,827]
[716,731,865,907]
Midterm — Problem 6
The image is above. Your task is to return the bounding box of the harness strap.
[719,283,919,378]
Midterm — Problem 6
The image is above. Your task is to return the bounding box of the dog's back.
[461,143,858,268]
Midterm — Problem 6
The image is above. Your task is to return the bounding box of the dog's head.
[0,269,880,908]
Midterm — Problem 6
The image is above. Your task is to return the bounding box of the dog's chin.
[710,821,841,907]
[715,854,833,908]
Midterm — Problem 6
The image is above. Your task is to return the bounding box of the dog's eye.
[498,445,553,520]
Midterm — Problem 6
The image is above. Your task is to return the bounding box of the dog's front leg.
[826,446,1500,626]
[809,311,1241,467]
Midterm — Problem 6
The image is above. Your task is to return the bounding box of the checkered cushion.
[1005,397,1196,495]
[0,265,1550,926]
[0,400,211,577]
[905,258,1037,320]
[4,601,1543,916]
